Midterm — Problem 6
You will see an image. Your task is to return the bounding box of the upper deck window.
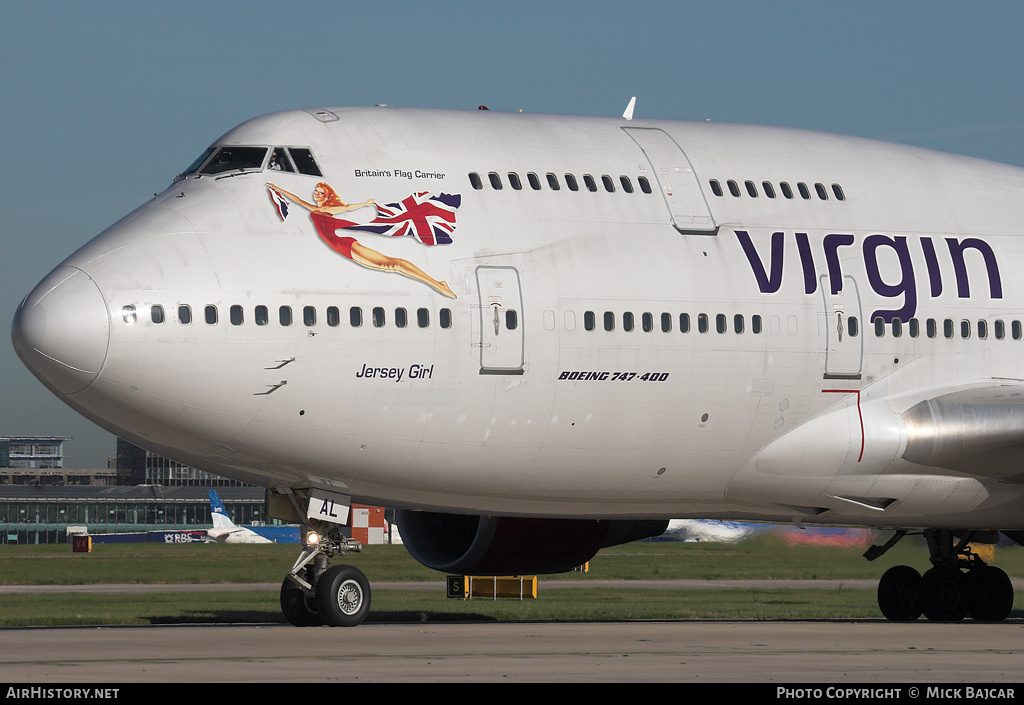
[200,147,268,175]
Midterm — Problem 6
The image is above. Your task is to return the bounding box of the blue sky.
[3,1,1024,467]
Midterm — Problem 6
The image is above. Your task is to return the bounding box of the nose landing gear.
[281,521,370,627]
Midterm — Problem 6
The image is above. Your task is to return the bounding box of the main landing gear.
[868,529,1014,622]
[280,520,370,627]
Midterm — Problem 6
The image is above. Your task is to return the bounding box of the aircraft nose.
[11,266,110,395]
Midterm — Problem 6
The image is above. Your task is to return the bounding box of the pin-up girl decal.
[267,182,457,299]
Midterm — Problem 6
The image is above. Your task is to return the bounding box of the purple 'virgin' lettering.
[864,234,917,323]
[823,234,855,294]
[946,238,1003,299]
[795,233,817,294]
[736,230,784,293]
[921,237,942,297]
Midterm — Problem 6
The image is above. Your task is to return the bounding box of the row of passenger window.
[469,171,653,195]
[122,304,453,329]
[873,317,1024,340]
[581,310,764,335]
[710,179,846,202]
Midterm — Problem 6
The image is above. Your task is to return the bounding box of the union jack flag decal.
[346,192,460,245]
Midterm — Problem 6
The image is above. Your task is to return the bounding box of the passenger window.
[602,175,615,192]
[546,173,560,190]
[150,305,164,324]
[372,307,385,327]
[488,172,503,190]
[762,182,776,198]
[623,312,634,332]
[604,311,615,331]
[417,308,429,328]
[892,318,903,337]
[620,176,633,193]
[710,180,723,197]
[327,306,340,327]
[661,312,672,332]
[267,147,294,173]
[583,174,597,192]
[727,180,740,197]
[527,173,541,190]
[926,318,937,338]
[944,319,954,338]
[303,306,316,327]
[288,148,322,177]
[638,176,652,194]
[875,318,885,337]
[469,172,483,190]
[716,314,727,334]
[508,172,522,190]
[995,320,1005,339]
[780,182,793,199]
[279,306,292,326]
[815,183,828,200]
[230,305,243,325]
[832,184,846,201]
[205,305,218,325]
[395,307,407,328]
[1012,321,1021,340]
[752,315,763,334]
[565,174,579,191]
[584,311,596,331]
[642,312,653,332]
[734,314,744,334]
[255,305,268,326]
[350,307,362,327]
[679,313,690,333]
[908,318,918,338]
[505,310,518,330]
[698,313,709,334]
[978,320,988,339]
[122,305,137,325]
[961,320,971,338]
[745,181,758,197]
[848,316,858,337]
[439,308,452,329]
[798,182,811,199]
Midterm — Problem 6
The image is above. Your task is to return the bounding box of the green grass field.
[1,535,1021,626]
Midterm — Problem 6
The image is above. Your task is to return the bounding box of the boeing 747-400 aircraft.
[13,105,1024,626]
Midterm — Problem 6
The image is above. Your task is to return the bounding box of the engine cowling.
[395,510,668,575]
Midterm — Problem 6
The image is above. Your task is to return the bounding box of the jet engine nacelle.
[395,510,668,575]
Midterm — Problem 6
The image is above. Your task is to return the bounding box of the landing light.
[305,530,320,547]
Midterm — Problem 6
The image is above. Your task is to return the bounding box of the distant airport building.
[0,485,269,544]
[0,436,117,486]
[116,439,248,487]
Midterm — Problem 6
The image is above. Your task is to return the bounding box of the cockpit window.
[288,148,323,177]
[179,147,215,178]
[267,147,295,173]
[199,146,269,175]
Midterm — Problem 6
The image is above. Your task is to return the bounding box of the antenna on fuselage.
[622,96,636,121]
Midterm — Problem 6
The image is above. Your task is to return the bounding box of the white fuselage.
[14,107,1024,528]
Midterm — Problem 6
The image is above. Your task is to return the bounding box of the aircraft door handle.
[493,306,501,335]
[836,312,843,342]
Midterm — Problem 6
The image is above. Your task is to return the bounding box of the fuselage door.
[821,275,863,380]
[476,266,525,375]
[622,127,717,234]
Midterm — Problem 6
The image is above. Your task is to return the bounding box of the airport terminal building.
[0,436,266,544]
